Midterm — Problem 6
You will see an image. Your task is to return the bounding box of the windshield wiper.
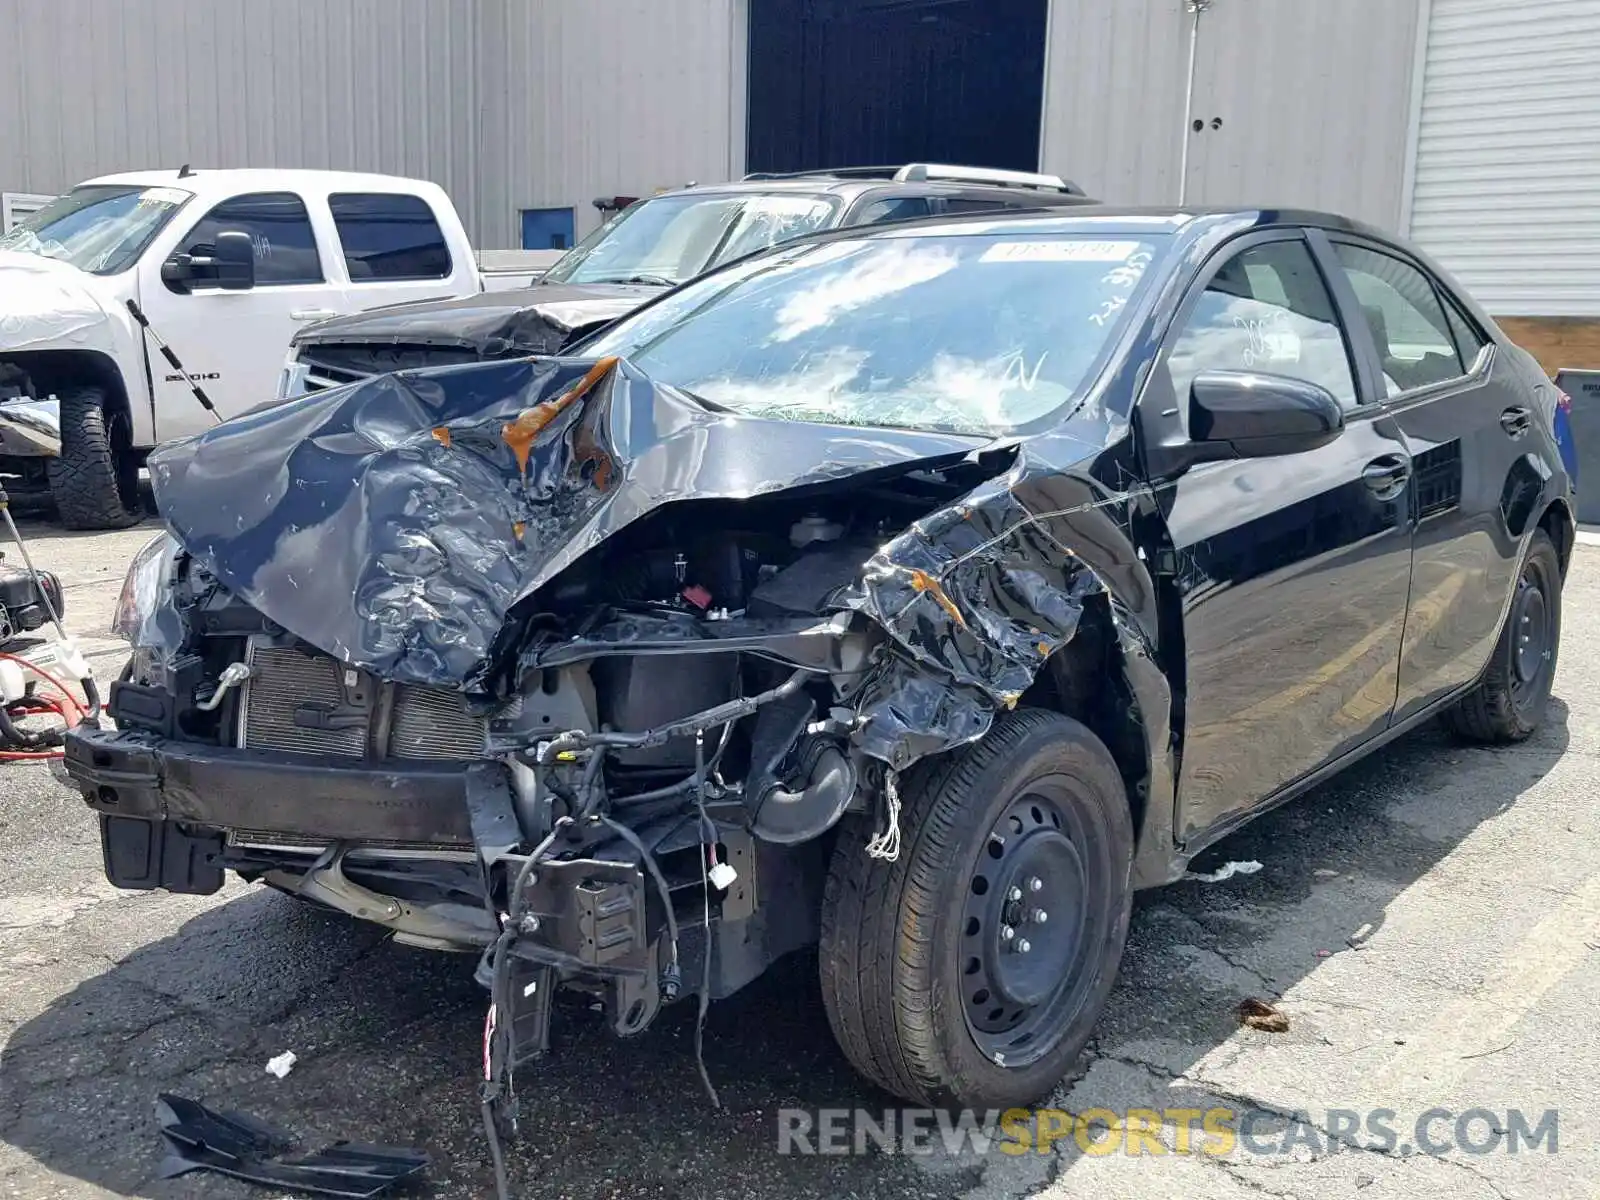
[587,273,678,287]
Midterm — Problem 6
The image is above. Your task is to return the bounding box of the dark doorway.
[746,0,1049,175]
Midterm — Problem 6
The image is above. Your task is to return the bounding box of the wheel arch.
[1537,496,1575,580]
[1020,593,1180,887]
[1,349,133,428]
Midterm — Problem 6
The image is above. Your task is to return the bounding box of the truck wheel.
[1444,528,1562,743]
[820,708,1133,1108]
[48,386,143,530]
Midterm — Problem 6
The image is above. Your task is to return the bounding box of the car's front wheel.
[1444,527,1562,743]
[819,708,1134,1108]
[48,386,144,530]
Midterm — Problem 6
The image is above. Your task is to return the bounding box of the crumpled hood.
[292,282,662,357]
[148,356,984,688]
[0,251,118,352]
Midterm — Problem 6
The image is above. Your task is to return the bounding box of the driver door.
[1142,231,1416,842]
[136,191,346,441]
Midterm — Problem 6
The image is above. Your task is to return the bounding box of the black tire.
[1443,528,1562,744]
[820,708,1134,1108]
[47,386,143,530]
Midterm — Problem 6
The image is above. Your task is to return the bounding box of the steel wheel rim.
[958,778,1103,1067]
[1510,559,1553,706]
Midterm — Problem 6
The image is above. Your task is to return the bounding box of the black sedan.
[79,206,1572,1120]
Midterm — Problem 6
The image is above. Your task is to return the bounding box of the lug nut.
[1029,876,1043,892]
[1001,925,1015,941]
[1008,886,1023,902]
[1016,939,1032,954]
[1033,909,1048,924]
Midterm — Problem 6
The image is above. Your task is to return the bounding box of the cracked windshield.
[542,191,840,285]
[0,184,191,275]
[586,231,1168,434]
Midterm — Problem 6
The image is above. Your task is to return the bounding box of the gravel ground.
[1,514,1595,1200]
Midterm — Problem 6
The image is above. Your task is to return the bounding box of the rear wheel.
[1444,528,1562,743]
[48,386,143,530]
[820,708,1134,1108]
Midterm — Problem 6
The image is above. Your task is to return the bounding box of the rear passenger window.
[943,198,1011,214]
[852,197,935,225]
[1166,239,1358,411]
[329,193,452,281]
[1332,243,1464,396]
[180,192,322,285]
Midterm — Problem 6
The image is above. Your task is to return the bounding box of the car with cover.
[70,206,1572,1120]
[0,168,549,529]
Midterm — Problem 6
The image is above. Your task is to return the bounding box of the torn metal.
[154,1093,429,1198]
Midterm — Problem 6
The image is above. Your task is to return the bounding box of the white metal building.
[3,0,1598,343]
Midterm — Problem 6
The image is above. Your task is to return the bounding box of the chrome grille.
[391,683,488,759]
[238,642,485,761]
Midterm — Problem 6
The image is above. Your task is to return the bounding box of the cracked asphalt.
[2,515,1597,1200]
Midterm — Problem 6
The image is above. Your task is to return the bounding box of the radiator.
[237,642,485,761]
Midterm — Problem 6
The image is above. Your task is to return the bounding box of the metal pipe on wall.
[1178,0,1212,206]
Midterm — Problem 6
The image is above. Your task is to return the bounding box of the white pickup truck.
[0,168,554,529]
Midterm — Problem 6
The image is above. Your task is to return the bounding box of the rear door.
[1142,231,1416,842]
[327,191,473,312]
[1318,232,1544,719]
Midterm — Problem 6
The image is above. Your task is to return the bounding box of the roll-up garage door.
[1407,0,1600,316]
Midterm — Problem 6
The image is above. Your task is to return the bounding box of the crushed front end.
[66,353,1128,1140]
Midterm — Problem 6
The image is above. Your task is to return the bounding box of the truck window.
[329,193,452,281]
[179,192,323,286]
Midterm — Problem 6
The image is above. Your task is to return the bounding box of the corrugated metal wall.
[1039,0,1421,231]
[0,0,484,233]
[0,0,740,249]
[1407,0,1600,317]
[481,0,743,244]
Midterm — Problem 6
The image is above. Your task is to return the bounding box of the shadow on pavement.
[0,701,1571,1199]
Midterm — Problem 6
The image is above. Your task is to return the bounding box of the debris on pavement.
[265,1051,298,1078]
[1237,998,1290,1033]
[1313,868,1341,879]
[155,1093,429,1198]
[1183,860,1263,883]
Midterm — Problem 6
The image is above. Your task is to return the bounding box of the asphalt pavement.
[1,514,1596,1200]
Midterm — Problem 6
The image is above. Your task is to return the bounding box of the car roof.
[814,203,1403,248]
[78,168,450,204]
[653,165,1091,204]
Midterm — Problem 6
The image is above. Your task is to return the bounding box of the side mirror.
[161,229,256,293]
[211,230,256,290]
[1189,369,1343,459]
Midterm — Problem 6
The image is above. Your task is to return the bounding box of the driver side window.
[178,192,323,287]
[1166,238,1358,413]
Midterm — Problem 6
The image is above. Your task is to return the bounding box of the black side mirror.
[1142,370,1344,477]
[162,229,256,293]
[1189,370,1344,458]
[211,230,256,290]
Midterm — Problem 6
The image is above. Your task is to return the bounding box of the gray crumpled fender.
[838,431,1170,772]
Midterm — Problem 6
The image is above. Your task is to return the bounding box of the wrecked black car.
[69,208,1572,1112]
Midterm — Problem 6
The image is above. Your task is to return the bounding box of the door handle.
[1499,406,1532,438]
[290,308,338,322]
[1362,455,1412,497]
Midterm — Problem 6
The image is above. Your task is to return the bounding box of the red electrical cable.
[0,649,90,761]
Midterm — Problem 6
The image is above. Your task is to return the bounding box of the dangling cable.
[692,729,721,1109]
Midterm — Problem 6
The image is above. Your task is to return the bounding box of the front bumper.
[64,724,479,847]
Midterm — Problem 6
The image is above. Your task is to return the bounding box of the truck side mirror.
[212,230,256,291]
